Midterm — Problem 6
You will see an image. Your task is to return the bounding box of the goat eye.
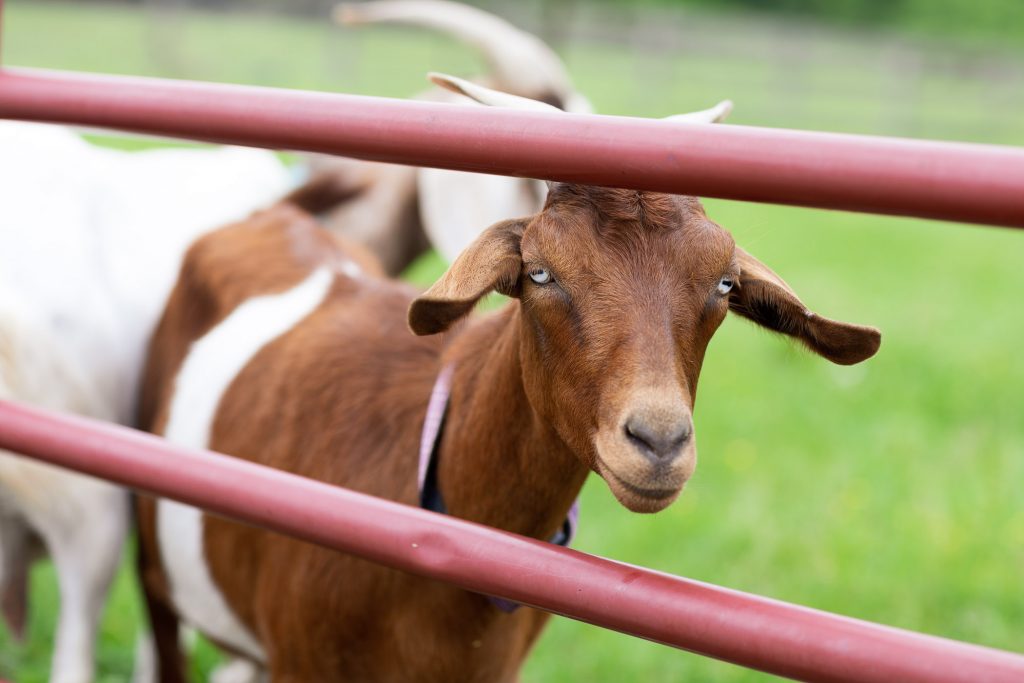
[528,268,552,285]
[717,277,734,295]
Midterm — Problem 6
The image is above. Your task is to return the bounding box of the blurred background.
[2,0,1023,680]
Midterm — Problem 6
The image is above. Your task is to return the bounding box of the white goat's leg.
[37,486,128,683]
[129,630,156,683]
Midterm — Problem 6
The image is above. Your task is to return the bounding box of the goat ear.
[729,247,881,365]
[280,166,367,215]
[409,218,528,336]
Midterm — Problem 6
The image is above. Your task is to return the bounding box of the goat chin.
[599,465,687,514]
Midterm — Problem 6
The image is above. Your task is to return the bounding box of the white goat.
[0,120,292,683]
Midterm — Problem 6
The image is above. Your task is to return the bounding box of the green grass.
[3,2,1024,681]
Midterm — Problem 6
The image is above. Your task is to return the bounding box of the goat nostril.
[624,422,647,448]
[624,419,692,461]
[674,421,693,446]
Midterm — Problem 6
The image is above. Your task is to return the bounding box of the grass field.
[3,2,1024,681]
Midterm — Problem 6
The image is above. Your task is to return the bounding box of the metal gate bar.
[0,399,1021,683]
[0,67,1022,228]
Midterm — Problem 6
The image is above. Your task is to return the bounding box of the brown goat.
[136,184,879,682]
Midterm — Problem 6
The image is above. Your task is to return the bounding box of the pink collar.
[417,364,455,494]
[417,364,580,612]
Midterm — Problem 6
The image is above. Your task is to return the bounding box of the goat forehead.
[545,185,701,228]
[526,206,734,281]
[538,187,727,244]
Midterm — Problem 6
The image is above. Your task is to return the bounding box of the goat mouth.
[596,456,679,502]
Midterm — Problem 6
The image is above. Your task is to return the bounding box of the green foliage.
[647,0,1024,45]
[681,0,902,23]
[2,2,1023,681]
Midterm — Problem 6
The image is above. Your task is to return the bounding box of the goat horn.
[428,72,562,113]
[334,1,589,112]
[431,72,733,126]
[428,73,731,197]
[663,100,734,125]
[428,73,563,194]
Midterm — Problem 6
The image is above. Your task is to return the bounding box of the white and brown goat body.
[136,206,551,682]
[137,170,879,681]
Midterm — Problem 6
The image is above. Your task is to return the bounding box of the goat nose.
[624,416,693,462]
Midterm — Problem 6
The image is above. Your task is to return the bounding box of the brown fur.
[137,185,880,681]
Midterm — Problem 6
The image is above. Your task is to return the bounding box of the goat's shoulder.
[140,203,380,430]
[181,206,326,310]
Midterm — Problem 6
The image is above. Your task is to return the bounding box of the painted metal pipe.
[0,399,1021,683]
[0,67,1023,228]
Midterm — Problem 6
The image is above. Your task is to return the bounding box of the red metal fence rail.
[1,399,1023,683]
[0,67,1022,228]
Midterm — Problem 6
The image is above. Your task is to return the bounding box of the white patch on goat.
[157,268,334,664]
[340,259,362,279]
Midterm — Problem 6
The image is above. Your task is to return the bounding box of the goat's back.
[140,203,440,487]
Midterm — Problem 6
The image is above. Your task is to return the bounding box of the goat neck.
[437,305,586,541]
